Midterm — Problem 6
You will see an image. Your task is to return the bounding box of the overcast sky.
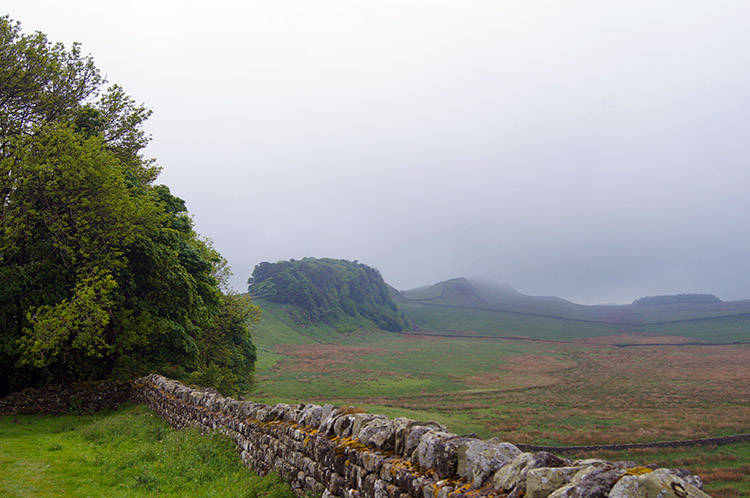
[5,1,750,304]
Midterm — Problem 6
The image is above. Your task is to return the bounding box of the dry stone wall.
[133,375,714,498]
[0,380,132,415]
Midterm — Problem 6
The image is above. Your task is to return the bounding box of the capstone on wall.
[133,374,713,498]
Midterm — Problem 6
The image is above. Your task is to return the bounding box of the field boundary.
[135,374,713,497]
[517,433,750,453]
[614,341,750,347]
[401,331,750,348]
[410,301,750,328]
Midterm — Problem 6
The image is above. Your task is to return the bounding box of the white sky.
[5,1,750,304]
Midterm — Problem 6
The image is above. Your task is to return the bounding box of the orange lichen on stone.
[454,482,472,493]
[335,406,367,416]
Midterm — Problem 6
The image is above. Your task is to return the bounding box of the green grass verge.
[0,403,295,498]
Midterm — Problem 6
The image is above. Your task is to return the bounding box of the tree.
[190,293,260,397]
[0,17,101,149]
[1,124,148,380]
[0,16,259,396]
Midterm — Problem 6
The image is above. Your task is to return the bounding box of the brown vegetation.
[273,344,392,373]
[580,333,699,345]
[258,334,750,497]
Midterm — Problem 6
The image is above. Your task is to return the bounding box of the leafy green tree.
[190,294,260,397]
[0,18,101,147]
[0,16,259,396]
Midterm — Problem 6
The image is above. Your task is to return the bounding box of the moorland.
[248,274,750,497]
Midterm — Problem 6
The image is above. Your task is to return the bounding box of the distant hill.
[398,277,750,342]
[248,258,408,332]
[401,277,593,319]
[247,264,750,342]
[403,277,574,305]
[632,294,722,306]
[401,277,483,303]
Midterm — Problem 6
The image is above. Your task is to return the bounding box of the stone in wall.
[610,469,710,498]
[457,439,522,487]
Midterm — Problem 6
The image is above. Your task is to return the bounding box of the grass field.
[0,403,294,498]
[248,298,750,497]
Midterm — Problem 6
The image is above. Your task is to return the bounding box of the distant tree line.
[632,294,722,306]
[0,16,258,397]
[248,258,408,332]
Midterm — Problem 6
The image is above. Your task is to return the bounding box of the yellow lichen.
[624,467,654,476]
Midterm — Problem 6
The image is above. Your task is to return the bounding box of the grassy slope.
[250,299,338,375]
[403,302,750,342]
[0,404,294,498]
[402,303,619,339]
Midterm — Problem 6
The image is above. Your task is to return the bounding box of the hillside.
[401,277,590,315]
[399,277,750,342]
[250,271,750,343]
[633,293,723,306]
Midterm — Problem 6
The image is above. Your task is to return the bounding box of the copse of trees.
[0,16,258,397]
[248,258,408,332]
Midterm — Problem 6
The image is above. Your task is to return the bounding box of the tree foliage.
[248,258,408,332]
[0,16,258,397]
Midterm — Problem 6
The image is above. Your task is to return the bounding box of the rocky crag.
[133,374,712,498]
